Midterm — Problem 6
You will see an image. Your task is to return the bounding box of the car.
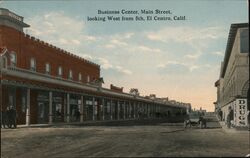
[184,112,207,129]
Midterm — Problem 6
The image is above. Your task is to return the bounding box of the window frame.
[10,52,17,67]
[30,57,36,71]
[45,63,50,74]
[79,73,82,82]
[69,69,73,80]
[58,66,63,77]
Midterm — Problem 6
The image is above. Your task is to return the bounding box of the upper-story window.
[240,29,249,53]
[30,58,36,71]
[87,75,90,82]
[58,66,63,77]
[69,69,73,80]
[79,73,82,82]
[45,63,50,74]
[10,52,17,67]
[2,56,7,68]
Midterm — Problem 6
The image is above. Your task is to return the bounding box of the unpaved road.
[1,120,250,157]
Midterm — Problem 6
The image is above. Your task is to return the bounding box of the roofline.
[0,8,30,27]
[22,33,100,68]
[220,23,249,78]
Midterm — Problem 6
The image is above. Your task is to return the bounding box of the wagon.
[184,112,206,129]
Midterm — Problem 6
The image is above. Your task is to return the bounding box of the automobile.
[184,112,207,129]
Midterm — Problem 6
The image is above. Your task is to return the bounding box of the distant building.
[214,23,249,127]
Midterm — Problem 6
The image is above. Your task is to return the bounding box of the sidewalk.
[16,117,185,128]
[216,117,250,133]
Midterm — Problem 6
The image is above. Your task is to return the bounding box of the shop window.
[58,66,63,77]
[78,73,82,82]
[10,52,17,67]
[69,69,73,80]
[30,58,36,71]
[45,63,50,74]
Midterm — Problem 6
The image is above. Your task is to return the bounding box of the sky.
[1,0,248,111]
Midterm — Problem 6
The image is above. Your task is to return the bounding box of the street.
[1,117,249,157]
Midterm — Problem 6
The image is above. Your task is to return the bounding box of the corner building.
[0,8,188,125]
[214,23,249,127]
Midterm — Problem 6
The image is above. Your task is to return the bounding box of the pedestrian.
[8,106,16,129]
[247,110,250,127]
[72,108,76,121]
[76,108,80,121]
[226,106,234,128]
[219,110,223,121]
[0,110,8,128]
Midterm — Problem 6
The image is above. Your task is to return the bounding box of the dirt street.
[1,120,250,157]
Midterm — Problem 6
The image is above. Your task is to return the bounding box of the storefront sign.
[235,99,248,126]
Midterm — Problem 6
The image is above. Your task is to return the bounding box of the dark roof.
[220,23,249,78]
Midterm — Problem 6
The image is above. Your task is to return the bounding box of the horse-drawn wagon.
[184,112,206,129]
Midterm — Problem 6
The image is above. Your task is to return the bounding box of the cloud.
[146,26,226,44]
[211,51,224,56]
[25,11,96,49]
[110,39,128,47]
[136,45,162,53]
[96,57,113,69]
[185,53,201,59]
[146,26,227,60]
[81,54,93,60]
[157,61,203,73]
[157,61,189,73]
[94,57,132,75]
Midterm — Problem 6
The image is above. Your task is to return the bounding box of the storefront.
[52,92,64,122]
[37,91,49,124]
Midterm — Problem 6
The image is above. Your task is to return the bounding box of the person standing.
[8,106,16,128]
[226,106,234,128]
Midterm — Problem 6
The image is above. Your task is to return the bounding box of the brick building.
[0,8,189,125]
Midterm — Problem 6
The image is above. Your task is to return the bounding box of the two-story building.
[0,8,189,125]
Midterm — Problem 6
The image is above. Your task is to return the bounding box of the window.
[45,63,50,74]
[79,73,82,82]
[69,69,73,80]
[87,75,90,82]
[10,52,17,67]
[30,58,36,71]
[2,56,7,68]
[240,29,249,53]
[58,66,63,77]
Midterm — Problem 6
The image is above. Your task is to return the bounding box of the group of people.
[1,106,17,129]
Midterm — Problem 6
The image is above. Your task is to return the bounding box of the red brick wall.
[0,25,100,83]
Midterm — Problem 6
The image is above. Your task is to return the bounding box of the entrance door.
[38,102,49,124]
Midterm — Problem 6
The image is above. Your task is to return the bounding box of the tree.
[129,88,140,96]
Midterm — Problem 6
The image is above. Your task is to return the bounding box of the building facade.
[0,8,189,125]
[215,23,249,127]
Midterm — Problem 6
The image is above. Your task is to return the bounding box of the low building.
[214,23,249,127]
